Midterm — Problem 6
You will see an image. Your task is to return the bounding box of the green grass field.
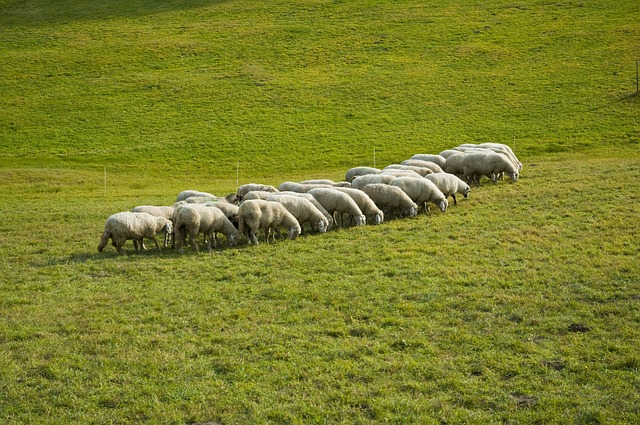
[1,0,639,423]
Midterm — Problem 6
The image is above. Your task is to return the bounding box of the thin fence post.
[104,166,107,196]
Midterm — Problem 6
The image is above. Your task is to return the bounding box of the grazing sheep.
[205,201,240,230]
[130,205,175,248]
[350,174,397,189]
[299,179,351,187]
[408,154,447,169]
[462,151,519,184]
[384,164,434,177]
[236,183,278,200]
[391,176,448,213]
[273,191,335,228]
[477,142,522,171]
[443,152,467,177]
[400,159,444,174]
[425,173,470,205]
[361,184,418,218]
[307,188,366,227]
[238,200,301,245]
[184,196,218,204]
[98,212,173,254]
[266,194,329,233]
[174,204,239,252]
[241,191,277,201]
[332,187,384,225]
[176,190,217,202]
[439,149,462,159]
[380,169,423,179]
[345,166,382,182]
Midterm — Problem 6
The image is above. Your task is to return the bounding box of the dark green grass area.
[1,0,640,423]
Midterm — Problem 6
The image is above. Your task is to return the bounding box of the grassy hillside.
[1,0,639,423]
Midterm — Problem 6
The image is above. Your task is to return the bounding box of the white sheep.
[332,187,384,225]
[299,179,351,187]
[408,154,447,169]
[391,176,448,213]
[380,169,423,179]
[384,164,434,177]
[307,188,366,227]
[236,183,278,200]
[462,151,519,184]
[439,149,462,159]
[350,174,397,190]
[282,182,334,193]
[184,196,218,204]
[176,190,217,202]
[361,184,418,218]
[238,200,301,245]
[174,203,239,252]
[477,142,522,171]
[425,173,470,205]
[266,194,329,233]
[98,212,173,254]
[241,190,278,201]
[272,191,335,228]
[443,152,467,177]
[130,205,175,248]
[400,159,444,174]
[205,201,240,230]
[345,166,382,182]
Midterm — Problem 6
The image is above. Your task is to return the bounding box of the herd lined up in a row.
[97,143,522,254]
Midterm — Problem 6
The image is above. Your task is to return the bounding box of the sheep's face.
[288,227,300,240]
[463,186,470,198]
[438,199,448,212]
[354,215,366,226]
[315,220,328,233]
[372,212,384,225]
[165,222,174,234]
[510,171,519,182]
[227,232,238,247]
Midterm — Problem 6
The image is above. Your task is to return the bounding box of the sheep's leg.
[190,230,200,252]
[149,237,161,252]
[452,194,457,205]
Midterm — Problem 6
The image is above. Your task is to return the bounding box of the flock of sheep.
[97,143,522,254]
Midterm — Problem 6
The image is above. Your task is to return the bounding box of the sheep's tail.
[97,230,110,252]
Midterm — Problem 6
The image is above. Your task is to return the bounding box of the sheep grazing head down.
[227,232,238,247]
[164,221,174,235]
[288,226,300,240]
[509,171,519,182]
[372,211,384,225]
[438,199,448,213]
[314,220,328,233]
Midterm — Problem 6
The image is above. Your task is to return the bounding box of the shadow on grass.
[0,0,227,27]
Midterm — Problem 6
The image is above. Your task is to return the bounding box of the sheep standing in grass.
[361,184,418,218]
[236,183,278,201]
[443,153,467,177]
[345,167,382,182]
[400,159,444,174]
[307,188,366,227]
[299,179,351,187]
[384,164,434,177]
[391,177,448,213]
[205,201,240,230]
[238,200,301,245]
[274,191,335,228]
[131,205,175,248]
[176,190,217,202]
[98,212,173,254]
[174,204,238,252]
[241,191,278,201]
[333,187,384,225]
[350,174,396,189]
[425,173,470,205]
[462,151,519,184]
[266,194,329,233]
[409,154,447,169]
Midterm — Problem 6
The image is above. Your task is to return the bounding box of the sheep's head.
[164,221,174,234]
[463,185,470,198]
[354,215,366,226]
[287,226,300,240]
[315,219,328,233]
[510,171,519,182]
[438,199,448,212]
[371,211,384,225]
[227,232,238,247]
[406,205,418,217]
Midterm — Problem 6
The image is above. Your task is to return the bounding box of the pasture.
[1,0,639,423]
